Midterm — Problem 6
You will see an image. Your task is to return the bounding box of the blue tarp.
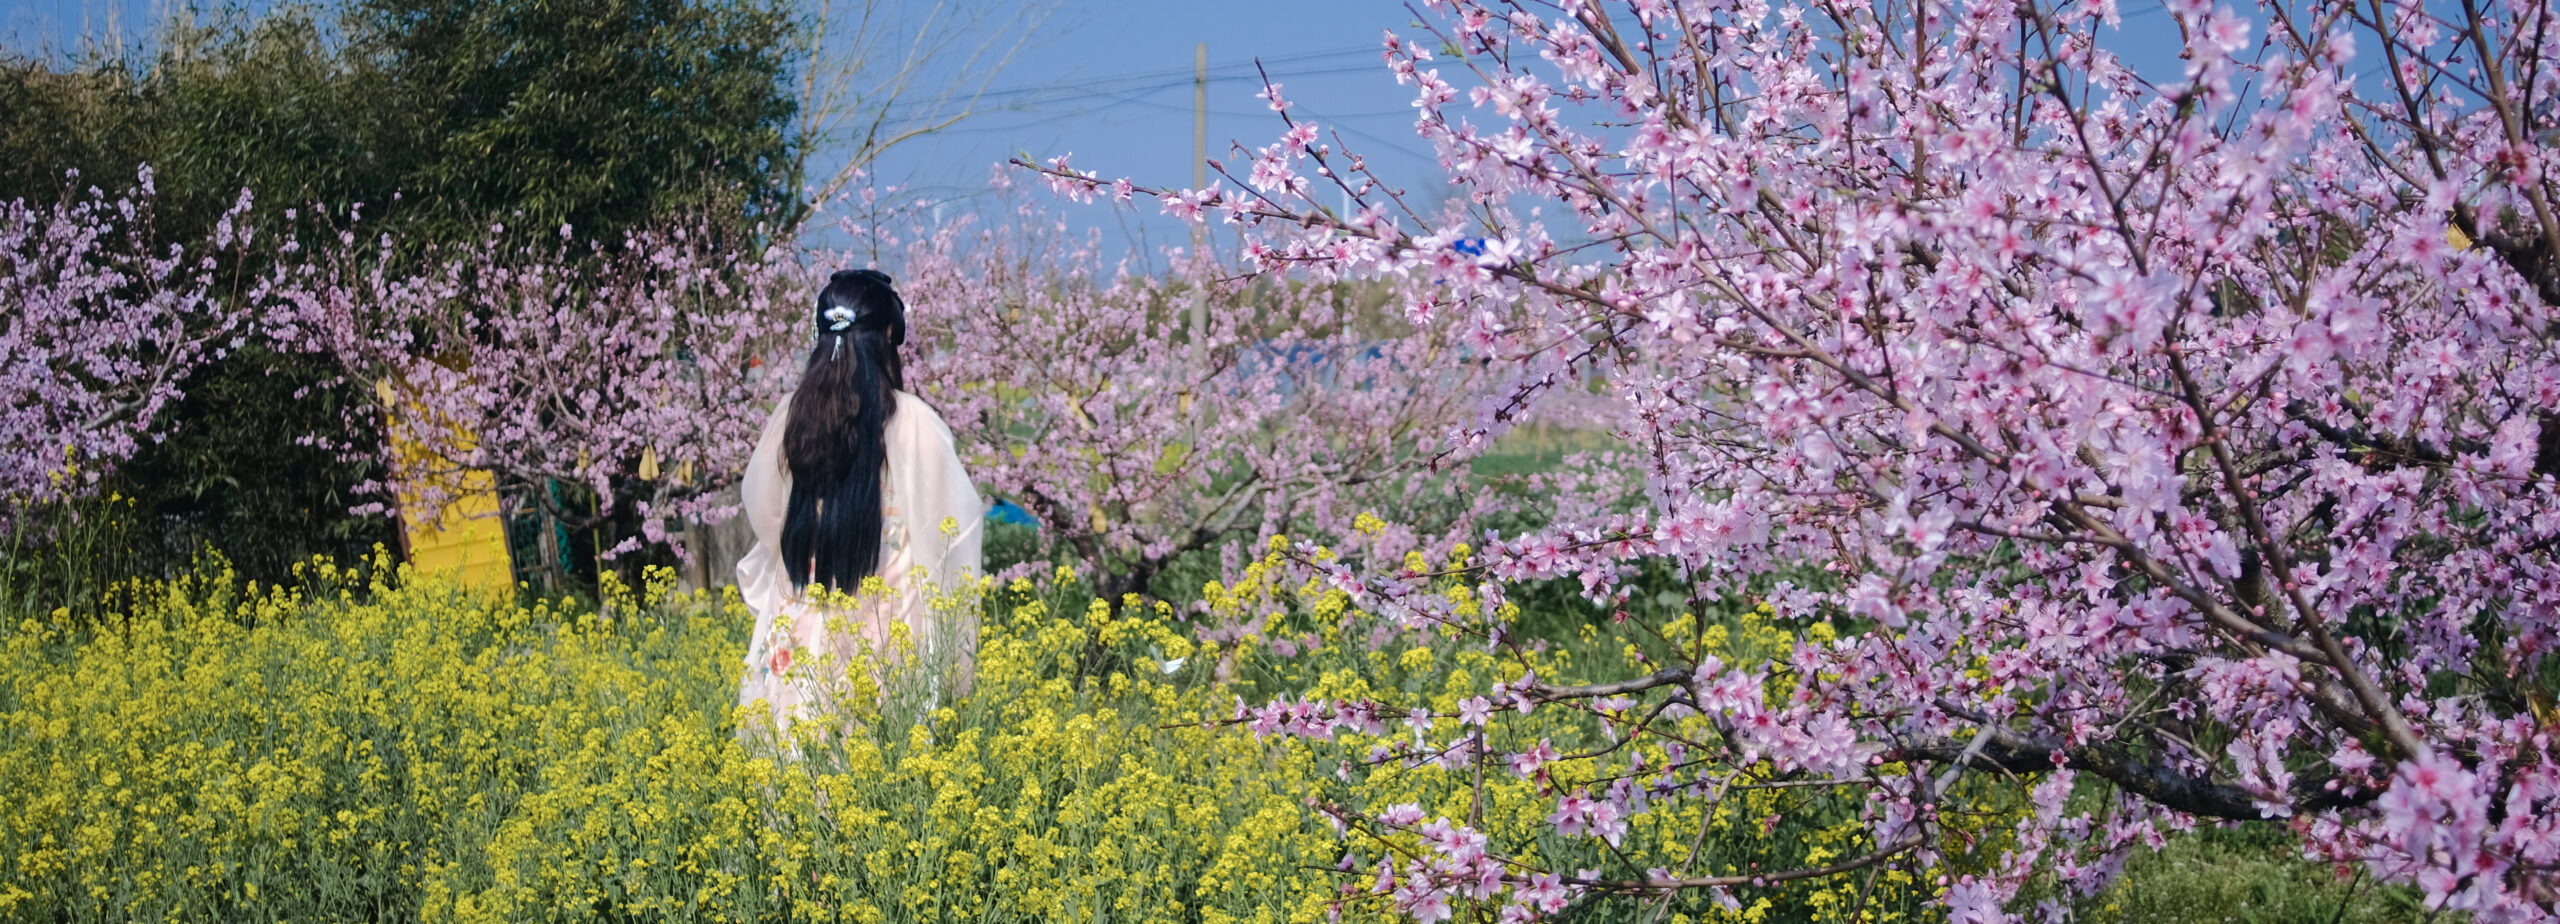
[988,498,1037,526]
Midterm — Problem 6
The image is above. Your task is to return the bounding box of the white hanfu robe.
[732,389,984,737]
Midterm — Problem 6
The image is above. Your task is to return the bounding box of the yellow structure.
[383,379,516,597]
[397,464,515,597]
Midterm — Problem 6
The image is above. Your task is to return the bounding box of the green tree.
[348,0,797,245]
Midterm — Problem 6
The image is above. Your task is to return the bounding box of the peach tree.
[1035,0,2560,918]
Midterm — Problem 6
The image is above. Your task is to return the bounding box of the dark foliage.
[112,346,402,588]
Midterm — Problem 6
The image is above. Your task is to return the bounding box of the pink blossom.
[1509,739,1559,777]
[1516,872,1568,912]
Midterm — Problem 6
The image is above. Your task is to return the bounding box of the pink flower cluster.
[1346,805,1574,924]
[263,209,808,559]
[886,185,1548,599]
[2,169,256,516]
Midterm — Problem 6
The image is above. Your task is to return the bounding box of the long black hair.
[781,269,907,591]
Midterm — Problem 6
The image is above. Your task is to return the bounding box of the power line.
[1007,44,1380,95]
[913,84,1432,164]
[884,48,1390,119]
[886,65,1399,129]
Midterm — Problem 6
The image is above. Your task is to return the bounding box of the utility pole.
[1194,43,1209,193]
[1190,42,1210,374]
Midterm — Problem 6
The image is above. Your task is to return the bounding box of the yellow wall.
[399,465,514,596]
[384,395,516,597]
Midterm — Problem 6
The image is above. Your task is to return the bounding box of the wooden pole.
[1190,43,1210,371]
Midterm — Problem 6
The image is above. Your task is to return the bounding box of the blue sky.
[868,1,1441,194]
[851,0,1452,261]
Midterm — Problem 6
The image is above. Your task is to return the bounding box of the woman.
[734,269,984,740]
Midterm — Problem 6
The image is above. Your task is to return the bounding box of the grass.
[2071,824,2429,923]
[1470,423,1621,480]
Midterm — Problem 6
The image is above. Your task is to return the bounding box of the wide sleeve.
[888,391,986,593]
[887,391,986,692]
[739,398,793,554]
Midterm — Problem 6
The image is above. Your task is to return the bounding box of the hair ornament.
[823,305,856,331]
